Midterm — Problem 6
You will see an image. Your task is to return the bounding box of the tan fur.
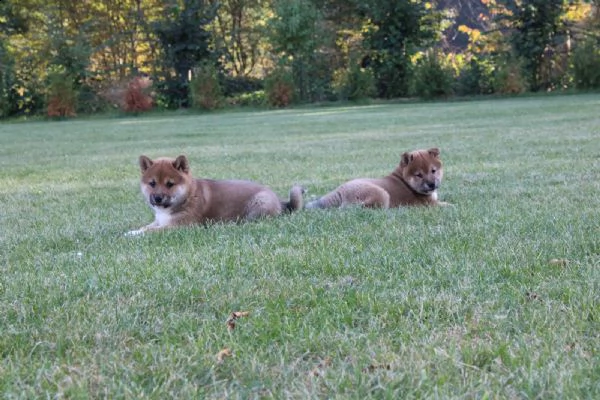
[127,155,304,235]
[305,148,445,209]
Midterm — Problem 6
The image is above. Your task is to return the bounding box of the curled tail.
[282,185,305,213]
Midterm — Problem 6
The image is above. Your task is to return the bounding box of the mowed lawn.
[1,94,599,398]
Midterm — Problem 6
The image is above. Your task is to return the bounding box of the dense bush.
[189,63,223,110]
[227,91,266,107]
[264,68,295,107]
[76,84,111,114]
[493,57,528,94]
[46,71,77,118]
[222,75,265,107]
[0,51,14,118]
[455,57,495,96]
[571,38,600,90]
[509,0,564,92]
[371,58,413,98]
[154,79,189,109]
[123,76,153,113]
[268,0,326,103]
[332,63,376,101]
[1,46,43,118]
[221,75,264,97]
[411,51,454,99]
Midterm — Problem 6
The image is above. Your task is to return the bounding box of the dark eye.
[149,180,156,188]
[166,181,174,188]
[415,172,423,178]
[431,168,437,174]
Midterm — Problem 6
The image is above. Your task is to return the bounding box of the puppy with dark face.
[127,155,304,235]
[305,148,446,209]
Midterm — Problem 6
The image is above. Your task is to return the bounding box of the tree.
[152,0,218,108]
[360,0,439,98]
[211,0,271,77]
[0,0,47,116]
[267,0,330,102]
[508,0,567,91]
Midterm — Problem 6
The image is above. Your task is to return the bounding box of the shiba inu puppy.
[126,155,304,235]
[305,147,445,209]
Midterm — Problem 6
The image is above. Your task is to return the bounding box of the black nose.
[427,182,436,190]
[152,194,163,204]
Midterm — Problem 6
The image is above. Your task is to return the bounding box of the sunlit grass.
[1,94,599,398]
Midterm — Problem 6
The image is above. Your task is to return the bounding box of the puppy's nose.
[427,182,436,190]
[152,194,163,204]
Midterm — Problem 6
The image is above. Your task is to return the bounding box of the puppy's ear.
[427,148,440,158]
[173,155,190,173]
[400,151,413,167]
[139,155,153,173]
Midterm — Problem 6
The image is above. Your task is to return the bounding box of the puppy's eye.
[415,172,423,178]
[149,180,156,188]
[166,181,174,188]
[431,168,437,174]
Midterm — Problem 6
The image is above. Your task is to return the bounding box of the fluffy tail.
[282,185,305,213]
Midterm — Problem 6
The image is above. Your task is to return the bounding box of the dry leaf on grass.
[564,342,577,352]
[309,357,332,377]
[232,311,250,318]
[226,311,250,331]
[362,363,391,373]
[216,348,232,364]
[548,258,569,267]
[526,291,541,301]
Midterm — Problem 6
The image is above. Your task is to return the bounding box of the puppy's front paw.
[305,200,319,209]
[124,229,145,237]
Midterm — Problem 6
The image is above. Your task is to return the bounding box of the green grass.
[1,94,599,398]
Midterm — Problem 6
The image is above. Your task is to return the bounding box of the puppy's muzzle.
[150,194,170,207]
[420,181,438,194]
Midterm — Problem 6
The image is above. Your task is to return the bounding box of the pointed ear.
[427,148,440,158]
[173,155,190,173]
[400,151,413,167]
[139,155,153,173]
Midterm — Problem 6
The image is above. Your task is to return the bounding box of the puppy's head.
[138,155,191,209]
[399,148,443,195]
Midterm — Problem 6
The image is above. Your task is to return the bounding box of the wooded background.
[1,0,599,117]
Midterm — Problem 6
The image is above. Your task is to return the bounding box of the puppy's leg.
[305,189,343,209]
[343,182,389,208]
[356,185,390,208]
[309,181,390,209]
[245,190,282,220]
[125,221,160,236]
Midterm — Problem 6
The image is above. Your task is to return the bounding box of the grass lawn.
[1,94,599,398]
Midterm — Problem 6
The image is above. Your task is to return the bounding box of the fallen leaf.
[548,258,569,267]
[226,311,250,331]
[309,357,332,377]
[216,348,232,363]
[232,311,250,318]
[564,342,576,352]
[526,291,541,301]
[363,363,391,373]
[227,319,236,331]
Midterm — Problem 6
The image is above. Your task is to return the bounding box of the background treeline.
[1,0,600,118]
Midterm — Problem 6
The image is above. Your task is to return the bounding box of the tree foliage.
[360,0,439,97]
[267,0,329,102]
[151,0,218,107]
[0,0,598,117]
[508,0,567,91]
[211,0,271,76]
